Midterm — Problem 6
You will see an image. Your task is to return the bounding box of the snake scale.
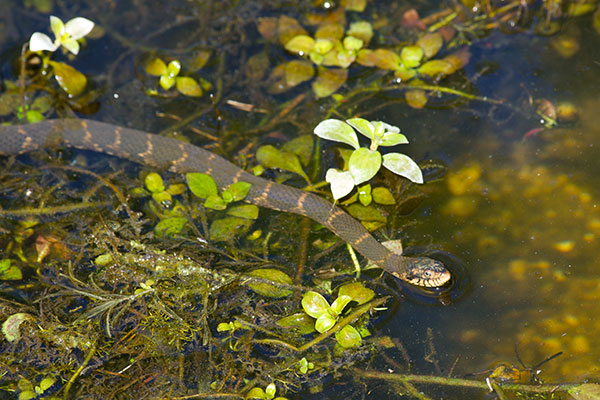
[0,119,451,287]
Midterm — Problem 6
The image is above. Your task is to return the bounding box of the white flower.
[29,15,95,55]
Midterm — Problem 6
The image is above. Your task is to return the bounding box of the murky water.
[1,0,600,398]
[392,32,600,381]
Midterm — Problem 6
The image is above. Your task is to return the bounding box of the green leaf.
[256,145,309,182]
[198,77,212,91]
[146,58,167,76]
[246,387,266,399]
[30,0,53,13]
[26,110,44,123]
[277,15,308,45]
[321,43,355,68]
[167,60,181,76]
[0,92,19,117]
[405,89,428,109]
[372,121,385,138]
[369,49,401,70]
[302,291,331,318]
[145,172,165,193]
[176,76,203,97]
[382,153,424,184]
[18,378,33,392]
[335,324,362,348]
[226,181,251,201]
[346,21,373,45]
[154,217,187,237]
[221,190,234,203]
[186,173,218,198]
[342,0,367,12]
[349,148,381,185]
[338,282,375,305]
[0,259,22,280]
[152,191,172,206]
[267,65,290,94]
[2,313,34,343]
[94,253,113,266]
[284,35,315,55]
[336,148,354,170]
[298,357,309,373]
[358,183,372,206]
[38,376,55,392]
[314,119,359,149]
[312,66,347,98]
[217,322,232,332]
[313,38,334,54]
[18,390,37,400]
[282,134,314,166]
[315,23,344,41]
[227,204,259,220]
[416,33,443,59]
[380,132,408,147]
[568,383,600,400]
[343,36,363,51]
[285,60,314,87]
[277,313,316,335]
[400,46,424,68]
[346,203,387,224]
[209,216,252,241]
[418,59,454,77]
[315,313,336,333]
[187,50,211,71]
[394,65,417,81]
[62,37,82,55]
[309,51,324,65]
[372,187,396,205]
[247,268,293,298]
[567,2,596,16]
[265,383,276,398]
[253,165,265,176]
[358,326,371,338]
[325,168,355,200]
[246,51,269,81]
[346,118,375,140]
[31,95,51,113]
[49,61,87,96]
[204,194,227,210]
[166,183,186,196]
[329,294,353,316]
[159,75,176,90]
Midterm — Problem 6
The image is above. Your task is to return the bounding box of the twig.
[0,201,110,217]
[42,164,127,203]
[62,340,98,400]
[354,369,573,395]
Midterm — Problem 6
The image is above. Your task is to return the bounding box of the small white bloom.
[63,17,95,40]
[29,32,59,52]
[28,15,95,55]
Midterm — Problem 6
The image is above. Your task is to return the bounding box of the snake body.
[0,119,451,287]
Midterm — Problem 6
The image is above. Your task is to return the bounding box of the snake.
[0,118,451,287]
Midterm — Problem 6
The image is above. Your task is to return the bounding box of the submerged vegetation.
[1,0,600,398]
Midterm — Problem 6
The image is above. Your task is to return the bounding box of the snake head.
[402,257,451,288]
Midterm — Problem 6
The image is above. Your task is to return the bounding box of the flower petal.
[61,38,80,55]
[65,17,95,40]
[29,32,59,52]
[50,16,65,38]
